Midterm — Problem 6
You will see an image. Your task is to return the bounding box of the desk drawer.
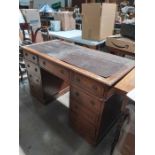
[28,75,43,99]
[70,85,103,114]
[70,99,99,126]
[23,50,38,64]
[70,111,96,140]
[71,72,104,97]
[29,75,42,89]
[39,57,69,81]
[25,60,41,78]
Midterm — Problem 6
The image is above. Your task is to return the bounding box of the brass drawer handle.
[60,69,64,74]
[43,61,46,65]
[92,85,97,91]
[76,77,80,82]
[32,56,36,60]
[27,64,30,67]
[35,68,38,72]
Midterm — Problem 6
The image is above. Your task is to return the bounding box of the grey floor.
[19,78,117,155]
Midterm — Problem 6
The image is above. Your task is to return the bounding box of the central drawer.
[39,57,69,81]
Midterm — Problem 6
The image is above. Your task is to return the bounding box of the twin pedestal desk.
[22,40,134,145]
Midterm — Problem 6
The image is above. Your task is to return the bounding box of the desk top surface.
[23,40,135,86]
[48,30,105,46]
[114,68,135,94]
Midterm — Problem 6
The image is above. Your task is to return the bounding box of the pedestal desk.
[22,40,134,145]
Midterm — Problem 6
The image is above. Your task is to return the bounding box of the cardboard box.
[20,9,41,31]
[106,35,135,53]
[53,11,75,31]
[82,3,117,41]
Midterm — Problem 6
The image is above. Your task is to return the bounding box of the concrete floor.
[19,78,117,155]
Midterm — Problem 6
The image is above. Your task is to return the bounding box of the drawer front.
[70,111,96,140]
[25,60,41,78]
[28,75,43,99]
[23,50,38,64]
[71,72,104,97]
[39,57,69,81]
[70,85,102,113]
[29,75,42,90]
[70,99,99,126]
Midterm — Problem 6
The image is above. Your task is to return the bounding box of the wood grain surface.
[22,40,135,86]
[114,68,135,94]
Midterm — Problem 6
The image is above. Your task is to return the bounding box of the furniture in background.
[19,22,50,80]
[47,30,105,50]
[22,40,134,145]
[40,16,54,27]
[111,98,135,155]
[19,23,32,81]
[20,23,50,43]
[111,70,135,155]
[106,35,135,58]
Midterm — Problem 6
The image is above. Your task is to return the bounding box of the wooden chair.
[19,23,50,80]
[19,23,33,81]
[20,23,50,43]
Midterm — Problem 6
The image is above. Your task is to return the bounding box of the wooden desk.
[114,69,135,94]
[22,40,134,145]
[47,30,105,49]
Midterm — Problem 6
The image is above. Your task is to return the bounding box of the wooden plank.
[114,68,135,94]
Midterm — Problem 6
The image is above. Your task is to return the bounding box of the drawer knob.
[76,77,80,82]
[75,92,79,97]
[29,74,32,78]
[27,64,30,67]
[36,79,39,82]
[92,85,97,90]
[25,53,28,56]
[32,56,36,60]
[43,61,46,65]
[35,68,38,72]
[60,69,64,74]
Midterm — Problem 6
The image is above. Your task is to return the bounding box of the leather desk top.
[22,40,135,86]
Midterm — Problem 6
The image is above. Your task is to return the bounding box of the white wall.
[33,0,65,9]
